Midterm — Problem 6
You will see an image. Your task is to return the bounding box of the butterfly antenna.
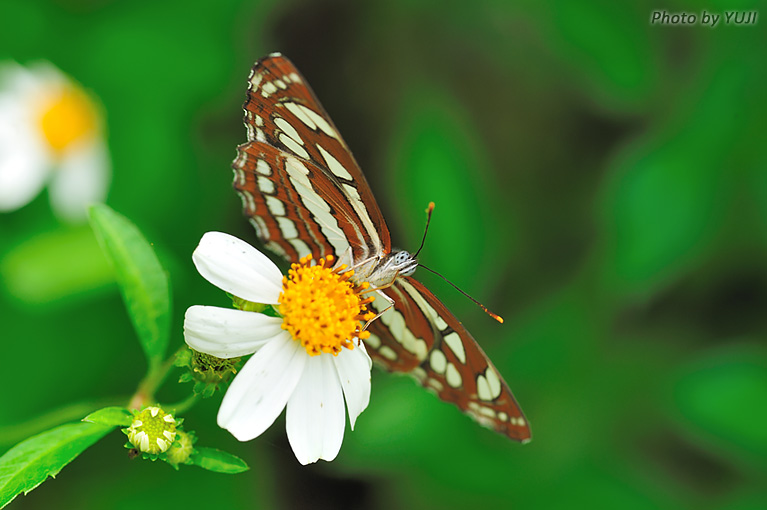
[418,264,504,324]
[413,202,435,258]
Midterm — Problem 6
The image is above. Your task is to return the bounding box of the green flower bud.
[178,347,242,398]
[166,430,197,469]
[124,406,177,455]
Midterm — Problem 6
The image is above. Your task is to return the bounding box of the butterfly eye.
[391,251,417,277]
[394,252,410,263]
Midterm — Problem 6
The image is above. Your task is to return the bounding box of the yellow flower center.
[39,85,98,153]
[279,254,375,356]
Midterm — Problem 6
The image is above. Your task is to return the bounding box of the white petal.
[49,139,110,222]
[358,338,373,369]
[286,354,346,465]
[0,95,50,211]
[193,232,283,304]
[0,61,77,213]
[184,305,285,358]
[0,61,64,103]
[6,61,66,93]
[0,61,37,92]
[217,334,305,441]
[333,342,372,430]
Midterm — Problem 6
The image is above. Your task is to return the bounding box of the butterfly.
[231,53,531,442]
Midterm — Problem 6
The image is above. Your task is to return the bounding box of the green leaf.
[551,1,654,106]
[0,422,113,508]
[190,447,249,474]
[88,204,171,370]
[0,226,114,305]
[390,86,507,284]
[675,352,767,462]
[82,407,132,427]
[602,64,747,293]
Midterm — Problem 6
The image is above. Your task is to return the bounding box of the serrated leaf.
[190,447,249,474]
[88,204,171,370]
[82,407,132,427]
[0,422,113,508]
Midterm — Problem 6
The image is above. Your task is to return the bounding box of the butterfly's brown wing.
[232,54,530,441]
[232,53,391,263]
[367,276,531,442]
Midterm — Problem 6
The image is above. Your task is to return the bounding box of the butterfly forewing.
[234,142,354,261]
[232,53,390,263]
[367,277,531,442]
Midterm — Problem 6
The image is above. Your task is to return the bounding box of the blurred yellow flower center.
[279,254,375,356]
[39,85,97,153]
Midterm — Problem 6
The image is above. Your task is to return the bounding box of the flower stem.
[128,345,186,410]
[0,345,190,448]
[163,393,199,415]
[0,347,190,449]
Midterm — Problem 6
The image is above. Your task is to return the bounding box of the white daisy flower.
[184,232,375,465]
[0,61,110,221]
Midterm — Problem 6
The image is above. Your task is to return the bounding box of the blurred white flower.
[0,61,110,221]
[184,232,374,465]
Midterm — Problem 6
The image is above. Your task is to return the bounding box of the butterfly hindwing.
[367,277,531,442]
[232,53,390,263]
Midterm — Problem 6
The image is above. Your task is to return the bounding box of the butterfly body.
[232,53,531,442]
[349,249,418,287]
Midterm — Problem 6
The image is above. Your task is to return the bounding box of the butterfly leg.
[359,271,401,331]
[356,291,395,348]
[333,246,354,272]
[342,253,382,284]
[361,290,393,329]
[332,249,379,279]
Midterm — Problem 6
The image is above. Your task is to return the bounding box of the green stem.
[128,345,186,410]
[162,393,199,415]
[0,396,128,448]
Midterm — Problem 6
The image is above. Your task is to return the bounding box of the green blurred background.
[2,0,766,508]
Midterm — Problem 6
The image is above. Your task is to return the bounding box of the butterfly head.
[355,249,418,288]
[387,250,418,277]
